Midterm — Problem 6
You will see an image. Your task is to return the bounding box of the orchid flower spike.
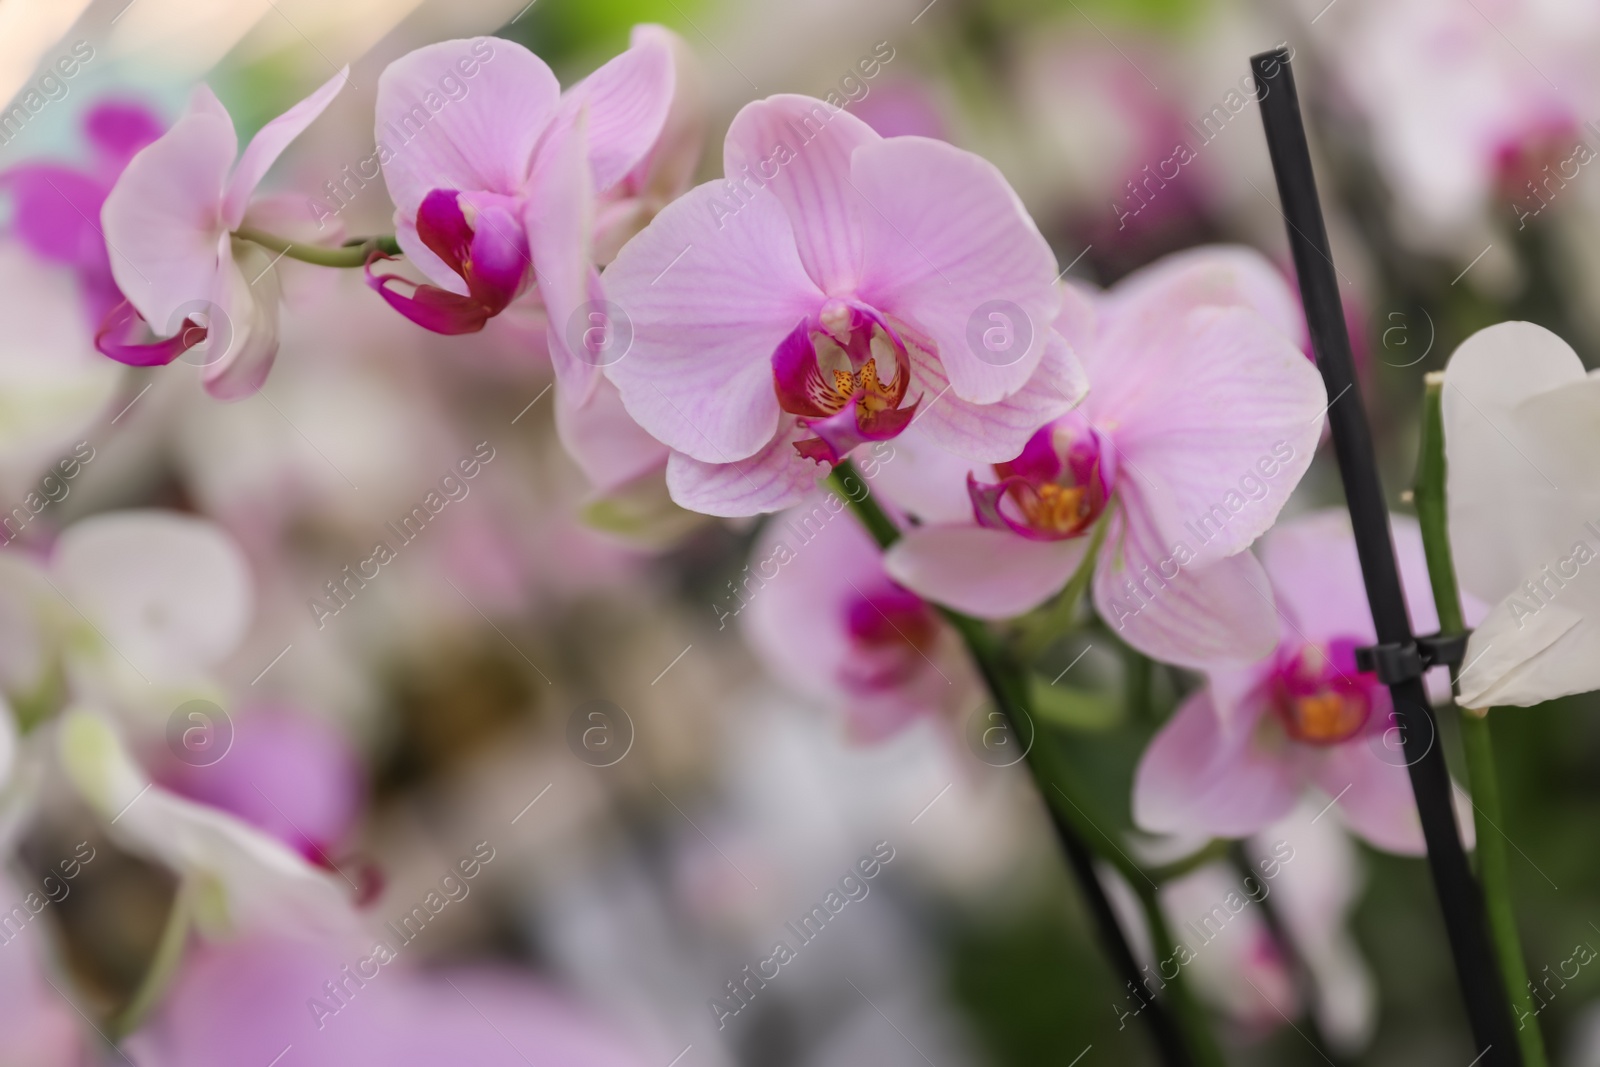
[1441,321,1600,707]
[99,69,349,398]
[603,94,1086,517]
[1132,510,1478,854]
[368,29,699,400]
[878,247,1326,667]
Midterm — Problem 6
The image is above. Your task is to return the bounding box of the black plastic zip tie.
[1355,632,1471,684]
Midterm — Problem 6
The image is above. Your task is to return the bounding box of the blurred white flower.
[1442,321,1600,706]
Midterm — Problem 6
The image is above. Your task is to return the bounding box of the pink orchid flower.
[0,99,164,324]
[158,704,363,866]
[602,93,1086,518]
[880,247,1325,667]
[368,28,696,392]
[1132,510,1480,855]
[741,487,975,742]
[127,934,655,1067]
[99,69,349,398]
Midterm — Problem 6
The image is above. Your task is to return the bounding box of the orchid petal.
[525,113,599,401]
[854,135,1061,403]
[101,106,234,334]
[222,67,348,229]
[868,426,982,526]
[906,326,1085,462]
[664,422,827,517]
[1102,304,1323,569]
[84,100,166,168]
[1094,495,1280,668]
[365,255,493,334]
[603,180,822,462]
[884,524,1086,618]
[376,39,558,217]
[555,377,669,495]
[557,25,675,194]
[1098,245,1304,352]
[621,25,707,201]
[1443,321,1599,603]
[1132,689,1299,838]
[198,238,282,400]
[722,94,880,294]
[1307,741,1427,855]
[54,510,252,683]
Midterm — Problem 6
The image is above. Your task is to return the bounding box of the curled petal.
[796,396,919,466]
[95,299,204,366]
[365,253,494,334]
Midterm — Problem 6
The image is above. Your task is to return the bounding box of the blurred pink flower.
[603,94,1084,517]
[0,99,163,324]
[1132,510,1475,854]
[99,70,349,397]
[1146,804,1376,1053]
[1325,0,1600,234]
[0,876,83,1066]
[158,704,363,865]
[128,934,654,1067]
[881,247,1324,667]
[741,492,975,742]
[850,81,947,141]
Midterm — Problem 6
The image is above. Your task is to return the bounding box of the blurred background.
[4,0,1600,1064]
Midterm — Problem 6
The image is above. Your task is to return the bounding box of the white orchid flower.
[1442,321,1600,707]
[50,510,252,725]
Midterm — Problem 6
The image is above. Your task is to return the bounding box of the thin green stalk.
[1135,883,1228,1067]
[1018,515,1109,661]
[109,881,192,1039]
[233,227,401,268]
[1414,374,1548,1067]
[826,461,1223,1067]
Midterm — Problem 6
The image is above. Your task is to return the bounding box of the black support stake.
[1250,48,1520,1067]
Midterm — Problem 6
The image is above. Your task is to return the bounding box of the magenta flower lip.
[365,189,531,334]
[773,303,923,466]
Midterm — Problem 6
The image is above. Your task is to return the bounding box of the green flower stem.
[1018,515,1109,661]
[1134,881,1228,1067]
[826,460,1221,1067]
[233,226,401,268]
[1414,374,1548,1067]
[109,880,192,1040]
